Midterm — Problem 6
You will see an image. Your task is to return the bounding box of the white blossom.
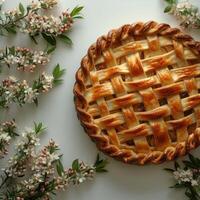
[40,73,54,91]
[0,47,50,72]
[0,133,11,142]
[21,12,73,36]
[173,168,197,185]
[39,0,58,9]
[0,72,55,108]
[191,179,198,186]
[169,0,200,29]
[0,120,17,158]
[1,125,106,199]
[5,125,43,177]
[24,87,38,103]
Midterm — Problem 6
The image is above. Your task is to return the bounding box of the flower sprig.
[4,122,45,179]
[0,120,18,158]
[164,0,200,29]
[0,122,108,200]
[165,154,200,200]
[0,0,83,46]
[0,46,50,72]
[0,64,65,108]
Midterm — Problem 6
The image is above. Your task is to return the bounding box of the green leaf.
[46,45,56,54]
[34,122,46,134]
[164,5,172,13]
[41,3,48,9]
[182,160,196,169]
[94,154,108,173]
[164,0,177,4]
[5,26,16,34]
[186,187,200,200]
[70,6,84,18]
[56,159,64,176]
[42,33,56,46]
[52,64,65,85]
[170,183,185,188]
[58,34,72,45]
[5,46,8,55]
[9,46,15,55]
[33,97,38,106]
[29,35,38,44]
[73,16,83,19]
[0,4,3,11]
[19,3,25,16]
[174,161,180,170]
[164,168,174,172]
[185,190,193,198]
[72,159,80,171]
[188,154,200,167]
[188,154,197,163]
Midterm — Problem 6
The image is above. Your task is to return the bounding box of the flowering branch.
[0,46,50,72]
[3,122,45,179]
[165,154,200,200]
[164,0,200,29]
[0,120,17,158]
[0,122,46,191]
[0,0,83,46]
[0,122,108,200]
[0,64,65,108]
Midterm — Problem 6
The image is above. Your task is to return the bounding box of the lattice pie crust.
[74,21,200,164]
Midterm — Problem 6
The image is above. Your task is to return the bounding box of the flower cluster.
[0,0,83,46]
[0,47,50,72]
[0,122,108,200]
[0,64,64,108]
[39,73,54,91]
[22,11,73,37]
[32,139,60,174]
[0,75,48,107]
[0,1,88,199]
[164,0,200,29]
[4,122,45,178]
[0,120,17,158]
[33,0,58,10]
[165,154,200,200]
[173,168,198,186]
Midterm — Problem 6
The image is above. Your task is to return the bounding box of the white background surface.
[1,0,200,200]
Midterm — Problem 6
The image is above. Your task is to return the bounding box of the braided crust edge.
[73,21,200,165]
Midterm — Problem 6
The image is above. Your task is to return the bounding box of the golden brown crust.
[73,21,200,165]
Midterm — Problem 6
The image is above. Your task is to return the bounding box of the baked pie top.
[74,21,200,164]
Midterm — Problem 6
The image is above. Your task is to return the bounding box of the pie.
[74,21,200,164]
